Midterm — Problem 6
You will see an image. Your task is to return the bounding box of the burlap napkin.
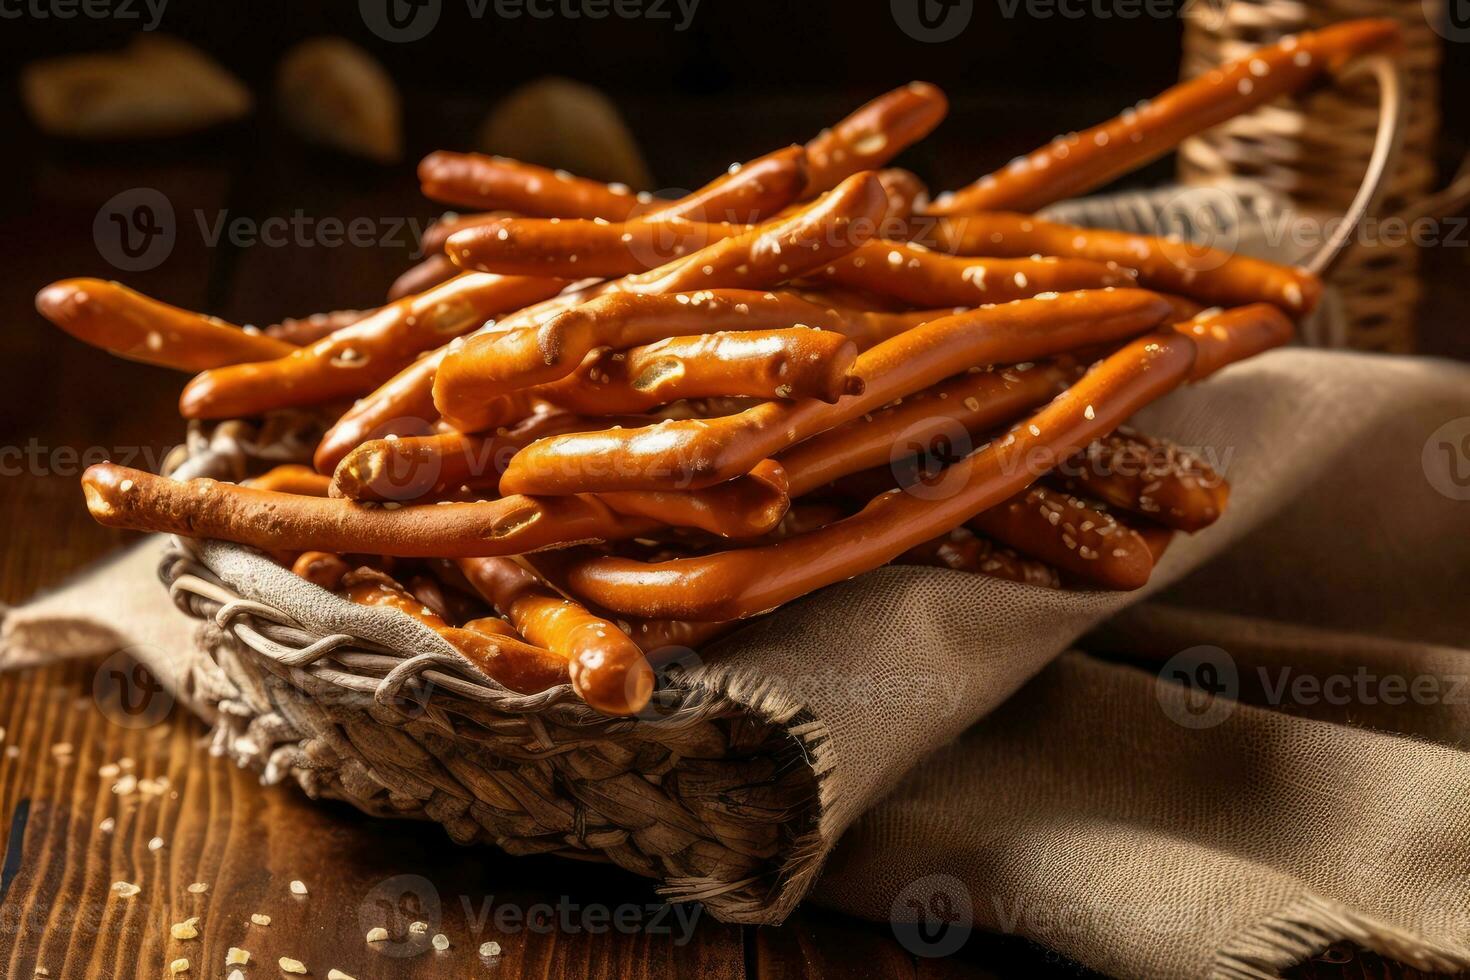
[4,348,1468,978]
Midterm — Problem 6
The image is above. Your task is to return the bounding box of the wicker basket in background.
[1178,0,1444,351]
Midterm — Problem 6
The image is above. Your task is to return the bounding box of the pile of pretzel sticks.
[40,20,1399,714]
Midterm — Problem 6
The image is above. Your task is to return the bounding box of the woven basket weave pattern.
[1178,0,1443,351]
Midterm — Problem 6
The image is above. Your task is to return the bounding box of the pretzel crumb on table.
[44,19,1402,713]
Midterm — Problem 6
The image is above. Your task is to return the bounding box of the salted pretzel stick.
[917,213,1322,315]
[1172,302,1294,379]
[388,253,459,301]
[896,529,1062,589]
[500,289,1175,495]
[541,329,1199,619]
[312,353,441,473]
[83,457,790,552]
[246,464,332,496]
[421,210,515,255]
[435,172,890,430]
[875,169,929,223]
[535,328,862,417]
[780,360,1077,497]
[443,289,946,404]
[179,271,571,420]
[1054,427,1229,532]
[342,570,569,696]
[291,551,350,589]
[266,309,370,345]
[36,278,297,371]
[821,240,1136,307]
[454,557,654,714]
[968,484,1154,590]
[446,215,739,278]
[802,81,948,195]
[419,152,651,219]
[928,20,1400,215]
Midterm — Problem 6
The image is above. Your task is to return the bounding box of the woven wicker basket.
[1178,0,1445,352]
[153,181,1371,920]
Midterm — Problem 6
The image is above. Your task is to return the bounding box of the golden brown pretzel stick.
[266,309,370,345]
[83,457,790,552]
[780,360,1078,497]
[342,570,569,696]
[434,172,890,430]
[1172,302,1294,380]
[179,272,571,420]
[896,529,1062,589]
[418,151,651,219]
[387,253,459,301]
[454,557,654,714]
[820,240,1137,308]
[968,484,1154,590]
[438,289,946,405]
[446,215,741,279]
[500,289,1174,495]
[245,464,332,496]
[421,210,515,255]
[916,213,1322,315]
[291,550,349,590]
[875,169,929,223]
[536,328,862,416]
[36,278,297,371]
[928,20,1400,215]
[1054,427,1229,532]
[539,329,1198,620]
[645,144,808,223]
[312,352,441,474]
[803,81,948,195]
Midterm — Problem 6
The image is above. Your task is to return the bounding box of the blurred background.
[0,0,1467,458]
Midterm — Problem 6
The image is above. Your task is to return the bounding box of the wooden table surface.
[0,87,1466,979]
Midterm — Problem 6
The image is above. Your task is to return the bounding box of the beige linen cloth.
[4,349,1469,978]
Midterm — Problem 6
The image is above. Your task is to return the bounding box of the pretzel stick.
[875,168,929,223]
[896,529,1062,589]
[534,328,862,417]
[1173,302,1294,379]
[820,240,1137,307]
[418,151,651,218]
[312,353,441,473]
[446,215,741,278]
[421,210,516,255]
[387,253,460,301]
[291,551,349,589]
[539,329,1199,619]
[780,360,1077,497]
[36,278,297,371]
[454,557,654,714]
[179,271,572,420]
[802,81,948,195]
[1054,427,1229,532]
[499,289,1175,495]
[83,456,790,552]
[928,20,1401,215]
[434,172,890,430]
[246,464,332,496]
[968,484,1154,590]
[439,290,946,406]
[917,213,1322,314]
[265,309,370,345]
[342,570,570,696]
